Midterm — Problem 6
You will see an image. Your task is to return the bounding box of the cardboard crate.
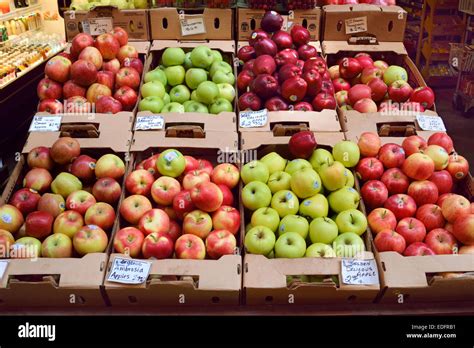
[149,8,233,40]
[103,116,242,306]
[240,130,381,305]
[0,115,133,307]
[237,8,322,42]
[64,6,150,42]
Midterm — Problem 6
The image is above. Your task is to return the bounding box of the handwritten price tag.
[345,17,368,34]
[341,259,379,285]
[239,109,268,128]
[180,17,206,36]
[107,258,152,284]
[88,18,113,36]
[416,115,446,131]
[134,115,164,131]
[0,261,8,281]
[29,116,62,132]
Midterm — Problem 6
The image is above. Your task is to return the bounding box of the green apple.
[157,149,186,177]
[165,65,185,86]
[242,181,272,211]
[299,194,328,219]
[184,101,209,113]
[328,186,360,213]
[245,226,275,255]
[161,102,185,113]
[383,65,408,85]
[196,81,219,105]
[211,50,223,62]
[138,96,165,113]
[162,93,171,105]
[183,52,193,70]
[245,223,253,233]
[260,152,287,175]
[309,217,338,244]
[290,167,322,199]
[170,84,191,104]
[183,100,194,109]
[332,232,365,258]
[251,207,280,232]
[141,80,166,98]
[335,209,367,236]
[266,250,275,258]
[332,141,360,168]
[241,160,269,184]
[274,232,306,258]
[191,90,199,101]
[51,173,82,198]
[190,46,214,69]
[210,98,233,114]
[209,61,233,78]
[162,47,186,67]
[278,214,309,239]
[310,148,334,172]
[12,236,41,258]
[185,68,208,90]
[305,243,336,258]
[212,70,235,85]
[144,68,167,85]
[318,161,346,192]
[133,0,147,9]
[271,190,299,218]
[217,83,236,102]
[344,169,355,187]
[267,171,291,193]
[285,159,312,175]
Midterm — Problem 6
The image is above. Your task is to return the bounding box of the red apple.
[271,30,293,50]
[312,92,336,111]
[25,211,54,239]
[332,78,351,92]
[70,155,97,182]
[63,80,86,99]
[94,33,120,60]
[452,214,474,245]
[407,180,439,206]
[409,86,435,109]
[281,76,307,103]
[353,98,378,113]
[27,146,53,170]
[142,232,174,259]
[402,135,427,156]
[92,177,121,204]
[275,49,299,66]
[172,190,195,220]
[10,188,41,215]
[237,70,255,92]
[212,205,240,235]
[37,193,65,218]
[355,53,374,68]
[368,208,397,234]
[302,69,322,97]
[183,155,199,174]
[437,193,456,207]
[347,84,371,106]
[388,80,413,103]
[117,45,138,65]
[138,208,170,236]
[384,194,417,220]
[103,59,121,74]
[95,96,123,114]
[183,170,210,190]
[114,227,144,257]
[265,96,289,111]
[23,168,52,193]
[64,96,91,113]
[190,182,223,212]
[290,25,310,47]
[237,45,256,62]
[45,55,71,83]
[381,168,410,195]
[357,132,381,157]
[396,217,426,245]
[211,163,239,189]
[374,229,406,254]
[298,44,318,61]
[278,64,302,82]
[254,38,278,57]
[402,153,435,181]
[115,67,140,90]
[251,74,279,99]
[427,132,454,154]
[360,66,382,84]
[288,130,317,159]
[361,180,389,209]
[356,157,384,181]
[218,184,234,207]
[425,228,457,254]
[175,234,206,260]
[261,11,283,32]
[367,78,388,102]
[124,57,143,75]
[38,99,63,114]
[165,220,182,242]
[71,59,97,87]
[416,204,445,232]
[71,33,94,58]
[125,169,155,196]
[151,176,181,206]
[441,194,471,223]
[339,57,362,79]
[403,242,435,256]
[37,78,62,100]
[303,57,327,74]
[205,229,237,259]
[196,159,213,176]
[379,143,406,169]
[253,54,277,75]
[428,170,453,195]
[447,154,469,181]
[79,46,103,70]
[84,202,115,231]
[111,27,128,46]
[294,102,313,111]
[96,71,115,90]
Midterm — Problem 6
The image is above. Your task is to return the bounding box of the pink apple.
[402,135,428,156]
[374,229,406,254]
[151,176,181,206]
[92,177,122,205]
[211,205,240,235]
[125,169,155,196]
[23,168,52,193]
[396,217,426,245]
[384,194,417,220]
[381,168,410,195]
[403,242,435,256]
[66,190,96,216]
[427,132,454,153]
[84,202,115,231]
[73,224,108,255]
[211,163,240,189]
[114,227,144,257]
[425,228,457,254]
[416,204,445,232]
[175,234,206,260]
[205,229,237,259]
[53,210,84,239]
[356,157,384,181]
[183,210,212,240]
[407,180,439,206]
[368,208,397,234]
[452,214,474,245]
[120,195,153,225]
[190,182,223,212]
[358,132,381,157]
[142,232,174,259]
[378,143,406,169]
[27,146,53,170]
[441,194,471,223]
[182,170,210,190]
[402,153,435,181]
[138,208,170,236]
[218,184,234,207]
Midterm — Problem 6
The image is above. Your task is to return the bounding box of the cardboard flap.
[241,131,344,151]
[129,40,151,54]
[322,40,407,55]
[151,40,235,53]
[135,112,236,132]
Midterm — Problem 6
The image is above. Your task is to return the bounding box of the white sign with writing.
[0,261,8,281]
[29,116,62,132]
[134,115,164,131]
[341,259,379,285]
[416,115,446,131]
[87,18,113,36]
[107,258,152,284]
[345,16,368,34]
[180,17,206,36]
[239,109,268,128]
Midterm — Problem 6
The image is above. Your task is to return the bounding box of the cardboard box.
[237,8,322,42]
[0,115,133,307]
[64,7,150,42]
[103,115,242,306]
[241,130,381,305]
[149,8,232,40]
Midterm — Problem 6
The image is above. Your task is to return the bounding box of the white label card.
[87,18,113,36]
[180,17,206,36]
[341,259,379,285]
[416,115,446,131]
[107,258,152,284]
[135,115,164,130]
[345,17,368,34]
[239,109,268,128]
[29,116,62,132]
[0,261,8,281]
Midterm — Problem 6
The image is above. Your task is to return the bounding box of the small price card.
[29,116,62,132]
[134,115,164,131]
[341,259,379,285]
[87,18,113,36]
[345,17,368,34]
[416,115,446,131]
[239,109,268,128]
[107,258,152,284]
[180,17,206,36]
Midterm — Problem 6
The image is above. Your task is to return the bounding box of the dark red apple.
[237,70,255,92]
[249,29,271,46]
[294,102,313,111]
[70,155,97,182]
[288,131,317,159]
[368,78,388,102]
[297,44,318,60]
[312,93,336,111]
[253,55,277,75]
[265,96,289,111]
[243,59,255,71]
[238,92,262,111]
[275,49,299,66]
[278,64,302,82]
[250,74,279,99]
[238,45,256,62]
[260,11,283,33]
[272,30,293,50]
[302,69,322,97]
[281,77,307,103]
[290,25,310,47]
[339,57,363,79]
[10,188,41,215]
[428,170,453,195]
[361,180,389,209]
[95,96,123,114]
[254,38,278,57]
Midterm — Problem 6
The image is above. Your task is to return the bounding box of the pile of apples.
[329,53,435,113]
[237,11,336,112]
[0,138,126,258]
[324,0,396,4]
[114,151,241,260]
[241,131,368,259]
[356,132,473,256]
[37,28,143,114]
[139,46,236,114]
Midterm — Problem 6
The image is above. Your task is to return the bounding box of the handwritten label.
[135,115,164,131]
[107,258,152,284]
[87,18,113,36]
[29,116,62,132]
[341,259,379,285]
[0,261,8,281]
[416,115,446,131]
[345,17,368,34]
[239,109,268,128]
[180,17,206,36]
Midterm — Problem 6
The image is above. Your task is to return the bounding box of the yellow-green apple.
[53,210,84,238]
[0,229,14,254]
[336,209,367,235]
[38,193,65,218]
[244,226,275,255]
[66,190,96,215]
[285,159,312,175]
[306,243,336,258]
[290,168,322,199]
[260,152,287,175]
[141,232,173,259]
[428,170,453,195]
[79,46,103,70]
[328,186,360,213]
[428,132,454,153]
[190,182,223,212]
[27,146,54,170]
[328,65,340,79]
[50,137,81,165]
[407,180,439,206]
[275,232,306,258]
[23,168,53,193]
[278,214,309,239]
[183,170,210,190]
[271,190,299,218]
[166,220,182,242]
[437,193,456,207]
[120,195,152,224]
[378,143,406,169]
[137,208,170,236]
[25,211,54,239]
[70,155,97,182]
[175,234,206,260]
[211,163,240,189]
[0,204,24,233]
[125,169,154,196]
[241,160,269,185]
[299,193,328,219]
[41,233,73,258]
[459,245,474,254]
[403,242,435,256]
[425,228,457,254]
[447,154,469,180]
[218,184,234,207]
[416,204,445,232]
[381,168,410,195]
[267,171,291,193]
[172,190,195,220]
[309,148,334,172]
[212,206,240,235]
[332,140,360,168]
[361,180,389,209]
[402,135,427,156]
[84,202,115,230]
[157,149,186,178]
[92,177,122,204]
[288,131,316,159]
[335,90,349,106]
[373,60,389,72]
[356,157,384,181]
[424,145,449,170]
[452,214,474,245]
[95,154,125,180]
[242,181,272,210]
[11,237,41,258]
[10,188,41,215]
[368,208,397,234]
[114,227,144,258]
[357,132,381,157]
[51,172,82,198]
[374,229,406,254]
[383,65,408,85]
[344,169,355,187]
[395,217,426,244]
[384,194,417,220]
[94,33,120,60]
[402,153,435,181]
[251,207,280,233]
[441,194,471,223]
[205,229,237,259]
[73,224,108,255]
[183,209,212,239]
[151,176,181,205]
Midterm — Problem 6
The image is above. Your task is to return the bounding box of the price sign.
[134,115,164,131]
[29,116,62,132]
[107,257,152,284]
[87,18,113,36]
[239,109,268,128]
[416,115,446,131]
[345,17,368,34]
[341,259,379,285]
[0,261,8,281]
[180,17,206,36]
